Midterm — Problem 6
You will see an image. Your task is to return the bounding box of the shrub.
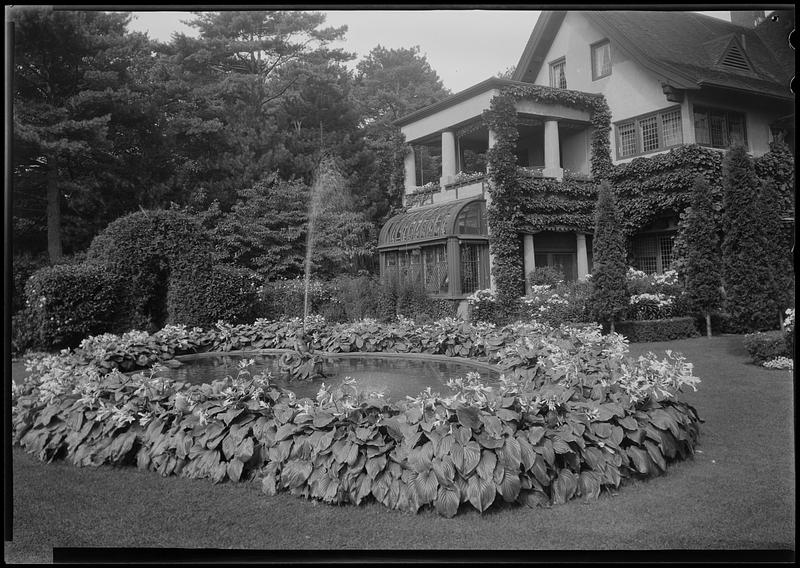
[11,311,39,355]
[260,278,338,321]
[167,264,261,327]
[589,182,629,331]
[86,209,215,331]
[612,317,699,343]
[378,277,454,323]
[13,318,702,517]
[528,266,565,288]
[12,253,49,314]
[743,330,791,364]
[326,274,383,322]
[24,263,120,349]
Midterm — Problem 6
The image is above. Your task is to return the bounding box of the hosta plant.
[12,318,702,517]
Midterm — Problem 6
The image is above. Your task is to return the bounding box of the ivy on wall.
[483,85,612,307]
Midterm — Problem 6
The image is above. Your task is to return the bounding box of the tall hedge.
[720,146,778,332]
[86,209,230,330]
[682,176,723,337]
[757,179,794,326]
[589,181,629,331]
[24,263,120,348]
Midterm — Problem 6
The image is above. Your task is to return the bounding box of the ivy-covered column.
[523,234,536,293]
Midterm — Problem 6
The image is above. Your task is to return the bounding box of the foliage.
[677,176,724,333]
[11,8,165,260]
[24,263,120,349]
[762,357,793,370]
[743,330,791,364]
[379,278,455,323]
[516,177,598,233]
[528,266,565,288]
[521,281,594,326]
[12,252,49,314]
[86,209,216,331]
[609,145,723,236]
[13,318,701,517]
[612,318,699,343]
[167,264,262,328]
[589,182,629,328]
[720,146,779,333]
[756,179,794,324]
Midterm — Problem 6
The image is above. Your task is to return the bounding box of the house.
[377,10,795,313]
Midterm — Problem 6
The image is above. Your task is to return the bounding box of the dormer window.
[549,58,567,89]
[591,40,612,80]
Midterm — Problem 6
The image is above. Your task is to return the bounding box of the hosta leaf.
[475,432,504,449]
[221,407,243,426]
[649,408,680,437]
[282,459,313,488]
[501,436,522,470]
[410,468,439,505]
[626,446,652,475]
[456,407,481,431]
[435,486,461,518]
[353,472,372,505]
[432,456,456,486]
[610,426,624,446]
[466,474,496,513]
[453,425,472,446]
[275,423,299,442]
[516,436,535,471]
[517,489,550,508]
[495,408,520,423]
[313,412,335,428]
[235,437,254,463]
[314,429,335,454]
[603,463,621,487]
[618,415,638,430]
[346,442,360,467]
[527,427,545,446]
[366,454,387,479]
[434,434,454,457]
[578,470,601,501]
[497,466,522,502]
[460,441,481,476]
[590,422,612,438]
[539,439,555,466]
[476,450,497,480]
[226,458,244,483]
[552,469,578,505]
[644,440,666,472]
[371,472,390,503]
[268,439,292,463]
[581,446,606,471]
[221,434,237,460]
[552,438,572,454]
[625,428,645,445]
[480,415,503,438]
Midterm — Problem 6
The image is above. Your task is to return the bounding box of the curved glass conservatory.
[378,198,490,298]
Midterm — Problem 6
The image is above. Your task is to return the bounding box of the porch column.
[486,128,498,291]
[447,237,461,296]
[404,147,416,194]
[576,233,589,280]
[523,234,536,294]
[440,130,457,187]
[543,120,563,180]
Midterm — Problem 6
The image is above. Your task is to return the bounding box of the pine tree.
[682,176,723,337]
[720,145,773,332]
[758,179,794,328]
[589,181,629,332]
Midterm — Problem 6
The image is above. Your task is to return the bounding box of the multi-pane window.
[693,107,747,148]
[423,245,448,294]
[632,234,675,274]
[615,107,684,158]
[591,40,612,79]
[460,243,489,294]
[549,58,567,89]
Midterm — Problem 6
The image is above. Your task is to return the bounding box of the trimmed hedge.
[167,264,261,327]
[23,263,120,349]
[743,330,791,364]
[612,317,699,343]
[13,318,702,517]
[86,209,216,331]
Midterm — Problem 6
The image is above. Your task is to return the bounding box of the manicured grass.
[5,335,795,562]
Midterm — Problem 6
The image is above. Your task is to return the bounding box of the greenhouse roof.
[378,198,487,249]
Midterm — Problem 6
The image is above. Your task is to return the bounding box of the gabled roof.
[513,10,794,101]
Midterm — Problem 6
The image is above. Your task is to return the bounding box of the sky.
[126,8,733,94]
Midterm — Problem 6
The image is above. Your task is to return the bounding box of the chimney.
[730,10,766,27]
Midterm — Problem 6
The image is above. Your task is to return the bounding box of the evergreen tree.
[589,181,629,332]
[682,176,723,337]
[720,145,775,332]
[758,179,794,328]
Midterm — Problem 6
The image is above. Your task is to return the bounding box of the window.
[615,107,684,158]
[534,253,578,281]
[460,242,489,294]
[423,245,448,294]
[693,107,747,149]
[632,234,675,274]
[549,58,567,89]
[591,40,612,79]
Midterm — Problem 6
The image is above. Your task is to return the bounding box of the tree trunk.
[46,159,63,263]
[705,311,712,338]
[609,319,615,334]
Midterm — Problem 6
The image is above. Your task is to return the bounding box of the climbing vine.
[483,85,612,308]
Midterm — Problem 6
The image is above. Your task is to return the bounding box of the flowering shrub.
[13,317,702,517]
[763,357,793,370]
[449,171,485,186]
[743,330,791,365]
[784,308,794,332]
[629,293,674,321]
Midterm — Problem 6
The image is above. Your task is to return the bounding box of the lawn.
[4,335,795,562]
